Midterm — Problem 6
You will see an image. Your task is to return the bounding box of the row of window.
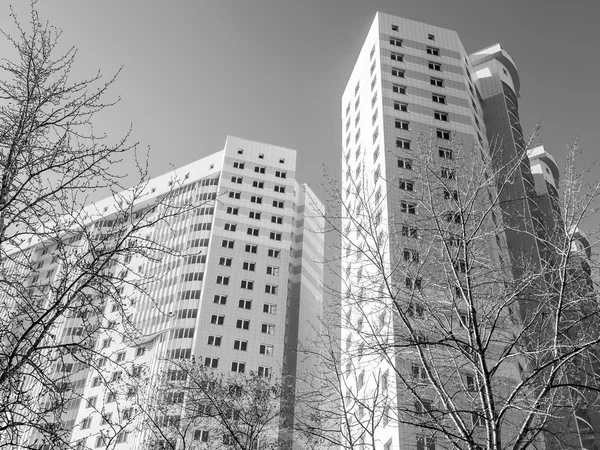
[218,257,280,275]
[236,147,286,166]
[209,315,276,334]
[207,335,274,355]
[214,276,279,294]
[202,357,273,378]
[228,183,286,199]
[225,199,285,210]
[213,294,277,314]
[232,161,287,179]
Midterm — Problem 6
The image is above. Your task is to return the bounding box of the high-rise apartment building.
[10,136,323,449]
[340,12,598,450]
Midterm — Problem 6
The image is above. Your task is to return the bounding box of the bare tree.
[139,359,283,450]
[0,5,206,448]
[300,132,600,450]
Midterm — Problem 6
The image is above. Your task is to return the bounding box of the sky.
[2,0,599,205]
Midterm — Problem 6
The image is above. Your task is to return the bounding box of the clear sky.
[3,0,599,203]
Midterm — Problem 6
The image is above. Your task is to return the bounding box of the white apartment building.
[13,136,323,449]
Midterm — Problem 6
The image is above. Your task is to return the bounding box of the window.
[260,344,274,355]
[266,266,279,276]
[399,179,414,191]
[81,417,92,429]
[221,239,234,249]
[396,139,411,150]
[92,377,101,387]
[226,207,239,215]
[401,201,416,214]
[436,129,451,140]
[434,111,448,121]
[427,47,440,56]
[269,232,282,241]
[398,158,412,170]
[213,294,227,305]
[394,101,408,112]
[254,166,266,174]
[101,412,113,425]
[439,148,453,159]
[251,195,263,204]
[444,189,459,201]
[441,167,455,179]
[231,176,242,184]
[224,223,237,232]
[390,38,402,46]
[428,33,435,40]
[392,84,406,94]
[219,257,232,267]
[249,211,261,220]
[428,61,441,71]
[116,352,125,362]
[430,77,443,87]
[262,324,275,334]
[279,158,285,164]
[391,52,403,62]
[417,435,436,450]
[234,340,248,351]
[204,357,219,368]
[210,314,225,325]
[263,303,277,314]
[466,374,476,390]
[403,248,420,262]
[271,215,283,224]
[240,280,254,290]
[391,24,398,31]
[402,225,418,238]
[273,200,284,208]
[252,180,264,188]
[455,260,467,273]
[238,299,252,309]
[391,68,405,78]
[265,284,278,294]
[406,277,423,291]
[237,149,244,154]
[231,362,246,373]
[236,319,250,330]
[95,436,107,448]
[274,185,286,193]
[412,365,427,379]
[106,392,116,403]
[395,119,409,130]
[258,366,272,378]
[216,275,229,285]
[245,244,258,254]
[275,170,287,179]
[228,190,241,199]
[443,211,461,225]
[207,335,222,346]
[247,227,259,237]
[432,94,446,104]
[233,161,244,169]
[268,249,280,258]
[242,261,255,271]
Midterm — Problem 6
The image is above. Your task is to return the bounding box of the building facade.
[10,136,323,449]
[340,12,598,450]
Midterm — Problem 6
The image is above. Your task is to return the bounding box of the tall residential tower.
[340,12,598,450]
